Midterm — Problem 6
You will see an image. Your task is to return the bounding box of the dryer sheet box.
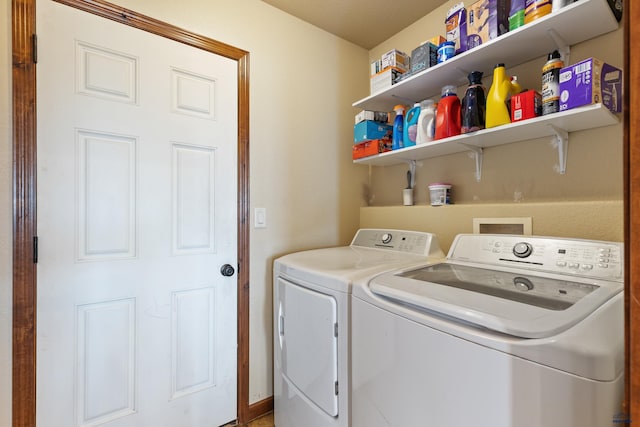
[355,110,389,125]
[410,42,438,74]
[354,120,393,144]
[381,49,410,73]
[558,58,622,114]
[370,67,404,94]
[352,139,392,159]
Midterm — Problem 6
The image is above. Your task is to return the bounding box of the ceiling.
[260,0,448,50]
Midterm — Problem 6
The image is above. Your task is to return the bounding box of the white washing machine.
[273,229,444,427]
[352,234,624,427]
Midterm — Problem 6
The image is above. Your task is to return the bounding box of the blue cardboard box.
[354,120,392,143]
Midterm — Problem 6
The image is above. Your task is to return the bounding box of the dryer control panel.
[351,229,445,258]
[448,234,623,281]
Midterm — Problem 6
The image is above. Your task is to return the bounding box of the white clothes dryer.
[273,229,444,427]
[351,234,624,427]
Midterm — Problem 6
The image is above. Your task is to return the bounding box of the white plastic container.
[416,99,436,144]
[428,183,452,206]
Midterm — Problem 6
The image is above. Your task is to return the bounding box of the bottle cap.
[441,85,457,97]
[420,99,435,108]
[495,63,505,68]
[468,70,483,83]
[393,104,405,113]
[548,50,561,60]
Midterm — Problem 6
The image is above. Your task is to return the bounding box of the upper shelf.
[352,0,619,112]
[353,103,619,166]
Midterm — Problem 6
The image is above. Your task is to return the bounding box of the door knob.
[220,264,235,277]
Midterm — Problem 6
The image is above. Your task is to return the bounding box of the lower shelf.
[353,104,619,170]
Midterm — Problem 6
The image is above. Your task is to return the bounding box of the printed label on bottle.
[509,11,525,30]
[542,60,563,115]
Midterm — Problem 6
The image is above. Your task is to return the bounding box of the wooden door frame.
[626,0,639,423]
[11,0,259,425]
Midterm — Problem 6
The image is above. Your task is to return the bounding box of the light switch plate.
[254,207,267,228]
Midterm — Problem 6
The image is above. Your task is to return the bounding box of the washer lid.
[369,262,622,338]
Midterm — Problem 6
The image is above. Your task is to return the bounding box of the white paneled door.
[36,1,238,426]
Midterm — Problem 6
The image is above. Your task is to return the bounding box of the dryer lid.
[369,262,622,338]
[275,246,433,293]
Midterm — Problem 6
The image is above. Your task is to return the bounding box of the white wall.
[2,0,367,407]
[0,0,12,424]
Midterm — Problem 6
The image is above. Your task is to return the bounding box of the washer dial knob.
[381,233,393,244]
[513,242,533,258]
[513,277,534,291]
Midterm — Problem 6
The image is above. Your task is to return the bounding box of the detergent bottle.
[435,85,461,140]
[461,71,486,133]
[525,0,552,24]
[403,103,421,147]
[541,50,563,115]
[416,99,436,144]
[392,104,405,150]
[486,63,521,129]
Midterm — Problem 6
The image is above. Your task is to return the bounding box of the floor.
[245,412,274,427]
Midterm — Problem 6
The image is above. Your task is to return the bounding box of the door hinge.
[33,236,38,263]
[32,34,37,64]
[335,381,339,395]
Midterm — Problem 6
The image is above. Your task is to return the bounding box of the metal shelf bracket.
[402,159,417,188]
[548,124,569,174]
[460,143,483,182]
[547,28,571,66]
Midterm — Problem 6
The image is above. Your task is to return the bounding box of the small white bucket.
[428,183,452,206]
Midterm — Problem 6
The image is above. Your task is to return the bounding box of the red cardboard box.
[511,90,542,122]
[352,139,392,160]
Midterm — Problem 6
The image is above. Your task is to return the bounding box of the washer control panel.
[351,229,444,257]
[449,234,623,280]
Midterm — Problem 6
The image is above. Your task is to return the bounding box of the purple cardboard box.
[446,2,468,55]
[467,0,510,49]
[558,58,622,114]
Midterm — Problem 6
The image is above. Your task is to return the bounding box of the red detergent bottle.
[435,85,461,140]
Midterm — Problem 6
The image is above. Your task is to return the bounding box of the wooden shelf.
[353,0,619,112]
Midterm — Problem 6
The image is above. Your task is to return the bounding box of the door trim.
[626,0,639,421]
[11,0,254,425]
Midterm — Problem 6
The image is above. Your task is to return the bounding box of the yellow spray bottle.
[486,63,522,128]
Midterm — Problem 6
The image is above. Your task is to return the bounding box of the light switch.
[255,207,267,228]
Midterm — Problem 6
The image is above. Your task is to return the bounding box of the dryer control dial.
[513,242,533,258]
[381,233,393,244]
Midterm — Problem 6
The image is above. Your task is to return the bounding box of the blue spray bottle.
[403,102,421,147]
[392,104,405,150]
